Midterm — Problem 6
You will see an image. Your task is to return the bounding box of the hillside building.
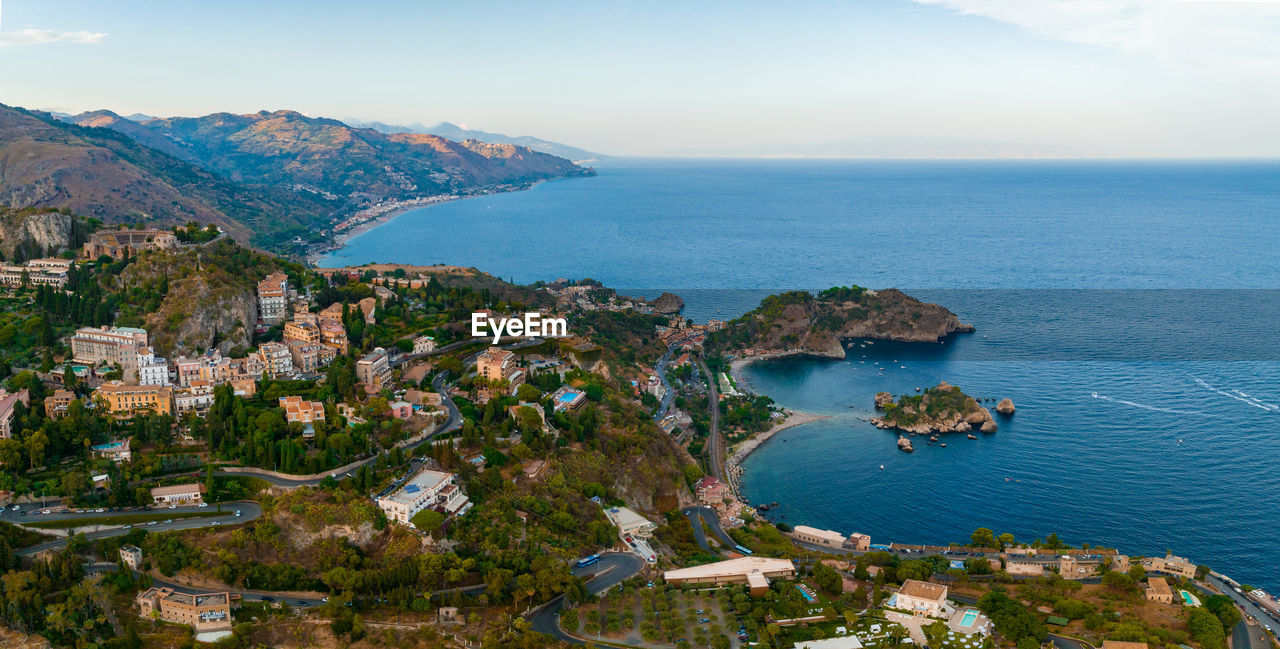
[94,382,173,417]
[893,579,949,617]
[135,587,231,632]
[0,389,30,438]
[664,557,796,597]
[83,229,178,260]
[356,347,391,388]
[149,483,205,505]
[256,272,289,324]
[376,468,469,524]
[70,326,149,365]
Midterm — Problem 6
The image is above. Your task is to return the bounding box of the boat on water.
[879,464,885,470]
[940,443,947,447]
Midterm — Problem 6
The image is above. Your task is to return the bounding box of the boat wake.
[1192,378,1279,412]
[1090,392,1201,415]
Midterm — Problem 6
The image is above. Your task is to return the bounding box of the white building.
[257,272,290,324]
[893,579,949,617]
[70,326,149,366]
[137,348,171,386]
[150,483,205,505]
[376,469,469,525]
[120,544,143,570]
[604,506,657,538]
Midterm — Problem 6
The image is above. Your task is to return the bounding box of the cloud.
[0,28,106,48]
[912,0,1280,71]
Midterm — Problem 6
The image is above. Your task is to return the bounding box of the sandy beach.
[724,408,829,498]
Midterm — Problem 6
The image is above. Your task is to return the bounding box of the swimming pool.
[960,611,978,627]
[1180,590,1200,606]
[557,391,582,404]
[796,585,815,602]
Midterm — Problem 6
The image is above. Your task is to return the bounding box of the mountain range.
[347,119,601,162]
[0,104,595,252]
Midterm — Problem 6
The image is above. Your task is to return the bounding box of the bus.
[734,545,754,556]
[575,554,600,568]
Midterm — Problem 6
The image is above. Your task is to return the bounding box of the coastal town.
[0,218,1271,649]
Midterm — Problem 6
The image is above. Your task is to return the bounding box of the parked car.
[164,519,173,524]
[198,502,208,508]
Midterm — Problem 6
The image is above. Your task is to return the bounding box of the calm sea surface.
[322,159,1280,589]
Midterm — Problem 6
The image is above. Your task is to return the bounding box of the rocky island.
[872,381,999,435]
[707,285,973,359]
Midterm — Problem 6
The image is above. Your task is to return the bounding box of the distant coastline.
[307,180,550,266]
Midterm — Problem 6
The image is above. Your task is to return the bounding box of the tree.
[1127,564,1146,581]
[971,528,997,548]
[966,557,993,576]
[1204,594,1242,630]
[813,563,842,595]
[1187,608,1227,649]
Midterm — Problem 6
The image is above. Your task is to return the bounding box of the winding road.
[526,552,645,644]
[681,505,737,552]
[213,370,462,488]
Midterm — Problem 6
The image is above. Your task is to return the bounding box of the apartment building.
[136,348,171,386]
[0,389,30,438]
[257,342,293,377]
[376,469,468,524]
[70,326,149,365]
[93,382,173,417]
[44,389,76,420]
[356,347,391,388]
[135,587,231,632]
[257,272,290,324]
[476,347,515,382]
[319,317,349,353]
[283,320,321,345]
[174,380,214,415]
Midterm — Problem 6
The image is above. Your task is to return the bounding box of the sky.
[2,0,1280,157]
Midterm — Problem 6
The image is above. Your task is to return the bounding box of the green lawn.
[25,510,223,529]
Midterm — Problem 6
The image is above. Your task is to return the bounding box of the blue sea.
[322,159,1280,589]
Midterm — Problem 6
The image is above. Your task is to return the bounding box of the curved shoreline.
[308,179,552,266]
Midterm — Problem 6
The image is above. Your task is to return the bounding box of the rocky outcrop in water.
[897,436,914,453]
[996,398,1016,415]
[872,382,996,435]
[653,292,685,315]
[875,392,894,408]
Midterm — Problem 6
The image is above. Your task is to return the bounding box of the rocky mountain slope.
[706,286,974,358]
[352,119,600,161]
[0,208,82,261]
[117,239,283,356]
[0,104,331,248]
[62,109,595,206]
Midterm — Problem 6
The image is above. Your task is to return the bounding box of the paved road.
[527,552,645,644]
[16,501,263,556]
[83,561,329,607]
[652,335,698,422]
[1206,574,1280,641]
[694,355,723,480]
[682,505,736,551]
[214,371,462,489]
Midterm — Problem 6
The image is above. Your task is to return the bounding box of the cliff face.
[707,286,974,358]
[871,382,995,434]
[118,241,275,356]
[0,210,75,260]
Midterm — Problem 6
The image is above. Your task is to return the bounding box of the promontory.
[706,285,974,358]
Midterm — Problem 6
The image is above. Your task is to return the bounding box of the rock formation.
[706,286,974,359]
[897,436,914,453]
[874,392,894,409]
[0,210,75,260]
[652,292,685,315]
[996,398,1016,415]
[871,382,996,435]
